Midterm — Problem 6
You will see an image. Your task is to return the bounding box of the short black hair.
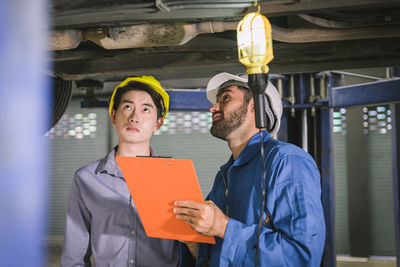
[111,81,164,119]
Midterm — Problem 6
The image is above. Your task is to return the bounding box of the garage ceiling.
[51,0,400,87]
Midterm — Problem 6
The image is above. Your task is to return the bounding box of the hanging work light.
[237,6,273,128]
[237,6,274,267]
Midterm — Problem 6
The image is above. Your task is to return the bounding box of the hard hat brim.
[206,72,282,136]
[109,76,169,119]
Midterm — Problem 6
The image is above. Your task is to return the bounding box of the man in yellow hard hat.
[61,76,194,266]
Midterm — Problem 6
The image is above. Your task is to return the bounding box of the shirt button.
[130,230,135,236]
[129,259,135,264]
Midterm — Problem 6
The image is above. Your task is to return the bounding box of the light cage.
[237,9,273,74]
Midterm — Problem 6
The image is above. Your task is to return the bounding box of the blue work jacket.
[197,131,326,266]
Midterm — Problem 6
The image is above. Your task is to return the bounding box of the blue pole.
[392,103,400,267]
[320,73,341,267]
[0,1,49,267]
[389,67,400,267]
[320,106,336,267]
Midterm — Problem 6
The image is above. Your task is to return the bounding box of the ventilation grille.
[155,111,212,135]
[333,105,391,135]
[363,106,392,135]
[45,113,98,139]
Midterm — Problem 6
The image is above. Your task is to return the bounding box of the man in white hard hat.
[174,72,325,266]
[61,76,194,266]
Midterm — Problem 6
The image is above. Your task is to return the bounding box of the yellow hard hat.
[109,76,169,119]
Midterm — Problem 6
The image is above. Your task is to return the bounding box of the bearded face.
[210,101,249,140]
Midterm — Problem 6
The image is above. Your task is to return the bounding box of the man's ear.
[110,109,116,125]
[155,117,164,131]
[249,98,255,114]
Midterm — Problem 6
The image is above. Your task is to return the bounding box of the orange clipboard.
[117,156,215,244]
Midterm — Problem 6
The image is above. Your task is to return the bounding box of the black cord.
[254,129,267,267]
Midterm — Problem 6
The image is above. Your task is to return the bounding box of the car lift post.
[0,1,50,266]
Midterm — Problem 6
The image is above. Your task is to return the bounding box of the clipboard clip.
[136,155,172,158]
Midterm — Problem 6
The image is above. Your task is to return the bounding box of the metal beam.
[330,78,400,107]
[168,90,211,111]
[54,37,400,82]
[167,89,330,112]
[53,7,246,28]
[52,0,400,28]
[259,0,399,17]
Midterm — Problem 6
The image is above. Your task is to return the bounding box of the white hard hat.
[206,72,283,136]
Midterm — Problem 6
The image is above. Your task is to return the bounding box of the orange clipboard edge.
[117,156,216,244]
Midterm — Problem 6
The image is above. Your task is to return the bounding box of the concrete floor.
[338,262,395,267]
[48,237,396,267]
[48,246,396,267]
[337,256,396,267]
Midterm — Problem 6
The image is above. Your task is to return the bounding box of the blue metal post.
[320,73,340,267]
[298,74,308,105]
[392,103,400,267]
[320,107,336,267]
[0,1,49,267]
[389,67,400,267]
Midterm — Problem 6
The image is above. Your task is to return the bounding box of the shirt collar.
[95,146,157,177]
[220,131,272,172]
[95,146,121,177]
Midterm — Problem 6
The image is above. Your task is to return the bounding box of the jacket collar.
[220,131,271,172]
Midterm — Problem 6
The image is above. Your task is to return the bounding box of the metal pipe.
[290,75,295,117]
[82,21,238,50]
[298,13,357,28]
[283,101,328,109]
[51,29,83,50]
[320,74,327,99]
[166,3,255,9]
[310,75,318,160]
[329,70,381,81]
[302,109,308,152]
[268,74,286,81]
[297,13,392,29]
[277,78,283,98]
[51,21,400,50]
[310,75,316,116]
[271,24,400,43]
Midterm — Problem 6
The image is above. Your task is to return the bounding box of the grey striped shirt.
[61,147,180,267]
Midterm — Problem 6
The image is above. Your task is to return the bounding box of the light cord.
[254,129,267,267]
